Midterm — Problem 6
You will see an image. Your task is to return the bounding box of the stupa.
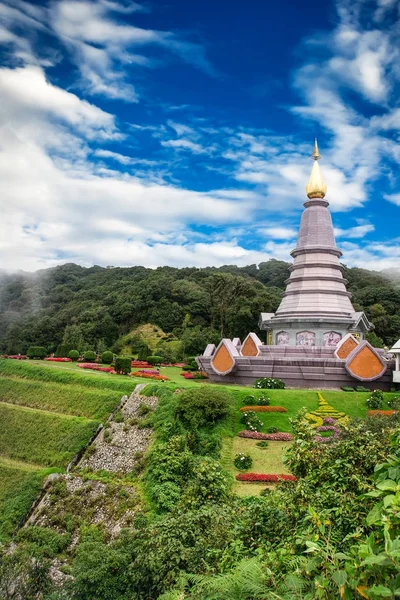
[197,142,395,389]
[260,140,372,347]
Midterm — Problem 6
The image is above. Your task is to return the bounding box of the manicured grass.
[221,436,291,497]
[0,359,136,394]
[0,402,100,468]
[0,376,124,421]
[0,459,53,542]
[231,388,400,433]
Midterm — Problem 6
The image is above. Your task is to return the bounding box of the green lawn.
[0,375,125,420]
[231,388,400,433]
[221,436,292,497]
[0,402,100,468]
[0,458,54,542]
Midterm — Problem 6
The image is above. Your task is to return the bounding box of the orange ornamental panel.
[345,342,387,382]
[335,335,358,360]
[241,336,259,356]
[211,343,235,374]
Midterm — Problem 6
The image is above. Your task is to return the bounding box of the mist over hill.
[0,259,399,355]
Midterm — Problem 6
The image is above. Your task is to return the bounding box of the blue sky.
[0,0,400,272]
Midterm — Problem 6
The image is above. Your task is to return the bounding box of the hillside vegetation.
[0,360,132,541]
[1,260,399,357]
[1,381,400,599]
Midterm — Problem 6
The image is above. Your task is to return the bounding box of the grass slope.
[0,375,124,420]
[0,459,53,542]
[0,402,100,468]
[0,359,136,394]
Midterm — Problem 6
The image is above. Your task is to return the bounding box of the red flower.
[44,357,72,362]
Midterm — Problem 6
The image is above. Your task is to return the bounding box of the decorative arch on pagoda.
[211,339,239,375]
[345,341,387,381]
[334,333,359,360]
[241,332,263,357]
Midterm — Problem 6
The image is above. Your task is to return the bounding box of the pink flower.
[236,473,297,482]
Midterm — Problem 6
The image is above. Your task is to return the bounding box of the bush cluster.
[147,355,163,366]
[254,377,285,389]
[366,389,384,409]
[233,453,253,470]
[83,350,96,362]
[239,411,263,432]
[174,387,230,430]
[101,351,113,364]
[242,394,270,406]
[27,346,47,359]
[114,356,131,375]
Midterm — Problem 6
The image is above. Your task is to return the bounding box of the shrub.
[175,387,230,430]
[256,440,269,448]
[242,394,270,406]
[366,389,384,409]
[101,351,114,364]
[239,411,263,432]
[68,350,79,361]
[254,377,285,389]
[147,356,163,366]
[238,430,293,441]
[387,396,400,410]
[355,386,369,392]
[267,426,279,434]
[114,356,131,375]
[341,386,355,392]
[27,346,47,360]
[234,453,253,470]
[83,350,97,362]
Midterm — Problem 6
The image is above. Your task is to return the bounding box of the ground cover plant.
[0,403,100,467]
[0,459,53,542]
[0,376,124,420]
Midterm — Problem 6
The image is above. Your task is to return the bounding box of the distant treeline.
[0,260,399,356]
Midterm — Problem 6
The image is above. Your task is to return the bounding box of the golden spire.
[306,138,327,199]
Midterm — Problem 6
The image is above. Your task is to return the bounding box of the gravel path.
[79,393,158,473]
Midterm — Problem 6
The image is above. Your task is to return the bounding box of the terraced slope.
[0,360,133,541]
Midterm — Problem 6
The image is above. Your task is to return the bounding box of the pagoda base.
[197,346,395,390]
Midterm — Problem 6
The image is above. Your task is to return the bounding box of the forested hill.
[0,260,400,356]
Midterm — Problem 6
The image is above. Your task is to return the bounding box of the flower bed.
[236,473,297,482]
[77,363,116,373]
[131,360,152,368]
[240,406,287,413]
[161,362,185,367]
[314,424,341,443]
[44,357,72,362]
[130,372,169,381]
[238,430,293,441]
[6,355,27,360]
[367,410,398,416]
[180,371,208,380]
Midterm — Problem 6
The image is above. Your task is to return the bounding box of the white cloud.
[161,138,207,154]
[334,223,375,238]
[0,65,259,272]
[94,149,132,164]
[259,227,297,240]
[384,193,400,206]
